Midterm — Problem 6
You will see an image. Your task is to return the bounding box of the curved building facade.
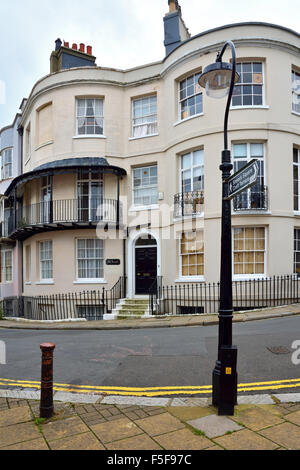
[1,2,300,315]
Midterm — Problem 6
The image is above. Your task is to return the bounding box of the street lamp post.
[198,41,240,416]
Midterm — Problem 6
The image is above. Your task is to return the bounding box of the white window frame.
[39,240,53,282]
[231,61,265,108]
[232,226,267,280]
[232,142,266,211]
[25,124,31,163]
[132,165,158,208]
[131,95,158,139]
[292,69,300,115]
[76,98,104,136]
[75,238,104,282]
[179,231,204,281]
[179,149,204,193]
[0,148,13,180]
[293,148,300,213]
[178,72,203,122]
[1,249,13,283]
[294,228,300,277]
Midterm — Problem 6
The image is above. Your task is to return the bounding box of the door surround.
[127,229,161,298]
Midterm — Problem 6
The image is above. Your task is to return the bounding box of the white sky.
[0,0,299,129]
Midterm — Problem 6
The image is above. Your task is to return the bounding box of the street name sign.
[224,159,259,200]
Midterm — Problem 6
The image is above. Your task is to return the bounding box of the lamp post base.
[212,346,238,416]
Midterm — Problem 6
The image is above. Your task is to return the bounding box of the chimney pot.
[79,43,85,52]
[72,43,78,50]
[55,38,62,51]
[64,41,69,48]
[87,45,92,55]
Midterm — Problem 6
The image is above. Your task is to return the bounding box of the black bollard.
[40,342,55,419]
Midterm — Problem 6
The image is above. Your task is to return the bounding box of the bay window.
[76,239,104,280]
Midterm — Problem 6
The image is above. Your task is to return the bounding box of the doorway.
[135,235,157,295]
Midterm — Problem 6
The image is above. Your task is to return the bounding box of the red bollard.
[40,342,55,419]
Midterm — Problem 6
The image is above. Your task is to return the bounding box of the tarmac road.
[0,316,300,396]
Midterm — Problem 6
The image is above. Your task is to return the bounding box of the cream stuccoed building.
[1,1,300,318]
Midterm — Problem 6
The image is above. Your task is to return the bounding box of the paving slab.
[214,428,279,450]
[53,391,101,403]
[170,398,210,407]
[273,393,300,403]
[285,410,300,426]
[134,412,185,437]
[106,433,162,450]
[231,406,284,431]
[237,394,274,404]
[187,414,243,438]
[0,405,32,427]
[0,421,41,448]
[91,417,143,443]
[41,416,89,441]
[101,395,170,407]
[167,406,214,422]
[49,432,106,450]
[259,422,300,450]
[0,437,49,450]
[154,428,213,450]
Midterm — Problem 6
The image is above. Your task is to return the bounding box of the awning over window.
[5,157,127,196]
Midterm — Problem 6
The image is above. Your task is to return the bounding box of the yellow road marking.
[0,377,300,396]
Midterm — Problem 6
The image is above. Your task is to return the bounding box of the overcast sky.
[0,0,299,129]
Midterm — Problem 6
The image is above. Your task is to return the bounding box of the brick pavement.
[0,396,300,450]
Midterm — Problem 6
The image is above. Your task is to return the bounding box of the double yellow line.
[1,377,300,397]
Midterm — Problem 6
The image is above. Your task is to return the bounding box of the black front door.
[135,246,157,295]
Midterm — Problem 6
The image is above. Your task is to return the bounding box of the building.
[0,103,25,311]
[1,1,300,318]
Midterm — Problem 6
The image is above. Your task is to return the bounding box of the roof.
[5,157,127,196]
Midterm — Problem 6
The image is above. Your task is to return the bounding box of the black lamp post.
[198,41,240,416]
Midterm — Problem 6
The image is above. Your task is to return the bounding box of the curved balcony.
[174,190,204,218]
[232,185,268,212]
[7,198,121,240]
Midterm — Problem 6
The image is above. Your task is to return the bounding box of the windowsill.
[129,204,159,212]
[173,113,204,127]
[24,282,32,285]
[0,176,13,182]
[173,213,204,221]
[175,276,205,283]
[230,105,269,110]
[73,279,107,284]
[36,280,54,285]
[292,111,300,117]
[232,210,271,215]
[233,275,266,281]
[129,133,159,141]
[72,135,107,139]
[34,141,54,151]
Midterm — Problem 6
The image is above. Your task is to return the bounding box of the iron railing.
[7,198,121,237]
[174,190,204,218]
[1,276,127,321]
[3,275,300,320]
[232,185,268,212]
[150,275,300,315]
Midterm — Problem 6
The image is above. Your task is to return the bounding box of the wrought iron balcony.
[7,198,121,240]
[174,190,204,218]
[232,185,268,212]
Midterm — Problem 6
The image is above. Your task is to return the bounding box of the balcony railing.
[174,190,204,218]
[7,198,121,239]
[232,186,268,212]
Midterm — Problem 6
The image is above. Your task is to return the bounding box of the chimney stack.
[164,1,190,56]
[50,39,96,73]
